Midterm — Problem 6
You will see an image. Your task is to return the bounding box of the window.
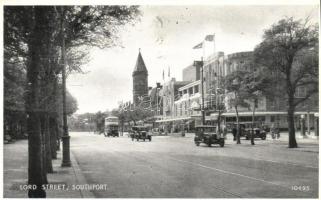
[194,85,199,93]
[295,86,307,98]
[271,116,275,122]
[185,102,188,115]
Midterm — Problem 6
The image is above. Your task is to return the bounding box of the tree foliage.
[63,6,140,49]
[4,5,141,197]
[254,17,318,148]
[224,69,251,144]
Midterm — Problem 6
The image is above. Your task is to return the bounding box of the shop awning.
[155,117,191,123]
[222,111,316,117]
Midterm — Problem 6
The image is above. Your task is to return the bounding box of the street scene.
[4,132,319,198]
[3,2,320,199]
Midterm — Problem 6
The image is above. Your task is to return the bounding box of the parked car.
[194,125,224,147]
[130,126,152,142]
[234,122,267,140]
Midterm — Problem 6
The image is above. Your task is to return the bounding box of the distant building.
[132,49,148,106]
[162,78,191,119]
[182,63,200,82]
[148,82,163,116]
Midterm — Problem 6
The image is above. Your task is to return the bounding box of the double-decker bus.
[104,116,119,137]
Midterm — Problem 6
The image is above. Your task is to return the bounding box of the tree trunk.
[251,102,255,145]
[288,104,298,148]
[26,7,47,197]
[28,113,46,197]
[50,73,59,158]
[40,118,48,183]
[39,114,50,183]
[286,62,298,148]
[44,113,53,173]
[57,118,62,151]
[50,117,58,159]
[235,105,241,144]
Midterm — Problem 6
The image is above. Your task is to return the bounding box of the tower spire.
[133,49,148,74]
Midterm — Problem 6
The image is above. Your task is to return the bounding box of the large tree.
[242,66,273,145]
[254,17,318,148]
[4,5,140,197]
[25,7,50,197]
[224,69,250,144]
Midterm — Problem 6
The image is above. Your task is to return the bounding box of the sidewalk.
[3,139,94,198]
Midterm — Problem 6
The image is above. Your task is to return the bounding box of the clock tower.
[132,49,148,106]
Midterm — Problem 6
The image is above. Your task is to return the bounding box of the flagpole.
[202,40,205,59]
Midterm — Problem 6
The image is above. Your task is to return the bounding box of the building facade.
[162,78,191,119]
[157,50,318,134]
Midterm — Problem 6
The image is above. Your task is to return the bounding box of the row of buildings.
[126,48,318,135]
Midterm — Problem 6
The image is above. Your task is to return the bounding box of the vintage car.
[130,126,152,142]
[194,125,224,147]
[233,122,267,140]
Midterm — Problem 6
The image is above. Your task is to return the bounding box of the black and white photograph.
[2,0,320,198]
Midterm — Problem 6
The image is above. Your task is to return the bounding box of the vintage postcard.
[2,0,319,198]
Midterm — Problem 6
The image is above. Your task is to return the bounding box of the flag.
[205,34,215,41]
[193,42,203,49]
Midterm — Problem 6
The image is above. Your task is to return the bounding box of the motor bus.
[104,116,119,137]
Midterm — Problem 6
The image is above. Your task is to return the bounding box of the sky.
[67,4,319,114]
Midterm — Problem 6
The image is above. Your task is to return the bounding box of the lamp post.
[156,82,162,116]
[192,59,206,125]
[197,58,206,125]
[60,7,71,167]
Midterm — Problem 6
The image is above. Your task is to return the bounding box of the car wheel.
[195,142,200,146]
[149,137,152,142]
[208,143,212,147]
[261,136,266,140]
[245,136,249,140]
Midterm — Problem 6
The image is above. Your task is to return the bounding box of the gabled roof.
[133,50,148,73]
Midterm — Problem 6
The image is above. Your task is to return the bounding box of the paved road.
[70,132,318,198]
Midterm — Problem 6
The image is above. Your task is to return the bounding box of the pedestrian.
[271,123,275,139]
[232,125,237,141]
[276,122,280,139]
[222,124,227,139]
